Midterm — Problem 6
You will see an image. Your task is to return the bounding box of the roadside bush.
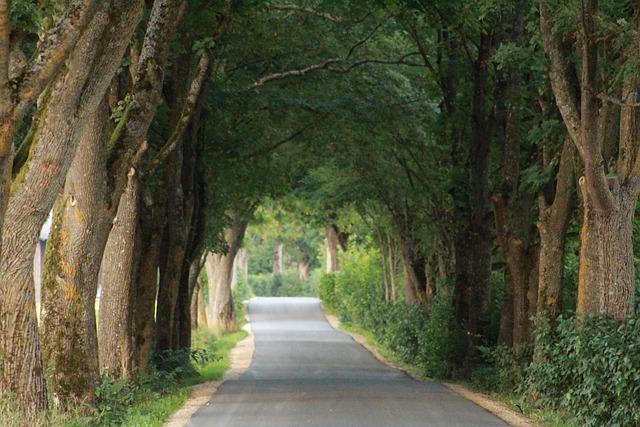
[417,293,466,378]
[319,272,339,312]
[319,245,465,379]
[525,314,640,426]
[473,344,531,393]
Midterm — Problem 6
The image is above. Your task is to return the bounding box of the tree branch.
[580,0,614,211]
[539,0,583,156]
[271,4,344,23]
[238,120,318,160]
[250,58,341,88]
[14,0,99,121]
[249,52,422,89]
[145,0,234,177]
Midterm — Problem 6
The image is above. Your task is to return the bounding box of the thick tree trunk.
[537,138,575,322]
[325,225,340,272]
[155,149,188,352]
[0,1,142,410]
[41,103,110,407]
[206,253,237,333]
[577,180,638,320]
[133,186,168,371]
[98,170,141,378]
[206,215,248,333]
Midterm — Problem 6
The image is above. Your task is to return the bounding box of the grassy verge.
[0,328,247,427]
[334,317,574,427]
[110,328,247,427]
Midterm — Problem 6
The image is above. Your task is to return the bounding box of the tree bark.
[541,0,640,319]
[155,150,188,352]
[537,137,575,322]
[325,225,340,272]
[98,169,141,378]
[206,214,249,333]
[41,102,110,407]
[133,181,168,371]
[577,180,638,320]
[0,1,99,252]
[0,0,142,410]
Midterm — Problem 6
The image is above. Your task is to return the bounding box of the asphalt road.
[188,297,509,427]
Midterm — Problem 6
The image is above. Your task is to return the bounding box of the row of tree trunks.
[0,0,143,411]
[374,224,400,302]
[540,0,640,321]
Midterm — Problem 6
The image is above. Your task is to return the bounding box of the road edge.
[163,321,255,427]
[323,310,538,427]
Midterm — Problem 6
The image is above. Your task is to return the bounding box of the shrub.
[320,245,464,380]
[525,313,640,426]
[319,272,338,312]
[417,293,466,378]
[94,376,139,425]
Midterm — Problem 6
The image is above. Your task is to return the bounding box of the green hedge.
[319,247,465,378]
[525,314,640,426]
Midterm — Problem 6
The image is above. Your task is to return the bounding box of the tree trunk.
[197,279,208,327]
[0,1,142,410]
[41,103,110,407]
[577,179,638,320]
[236,248,249,284]
[98,170,141,378]
[206,215,249,333]
[272,243,284,275]
[325,225,340,272]
[155,150,188,353]
[298,259,311,281]
[206,252,237,333]
[537,137,575,322]
[191,278,201,330]
[133,184,168,372]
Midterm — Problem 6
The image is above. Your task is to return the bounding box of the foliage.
[249,269,321,297]
[525,314,640,427]
[320,244,465,379]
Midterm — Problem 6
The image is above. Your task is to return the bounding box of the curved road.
[188,297,508,427]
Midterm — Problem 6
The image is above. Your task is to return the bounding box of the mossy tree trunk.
[98,169,142,378]
[41,103,111,407]
[0,1,142,411]
[537,137,575,324]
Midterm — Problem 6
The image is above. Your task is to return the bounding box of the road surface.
[188,297,508,427]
